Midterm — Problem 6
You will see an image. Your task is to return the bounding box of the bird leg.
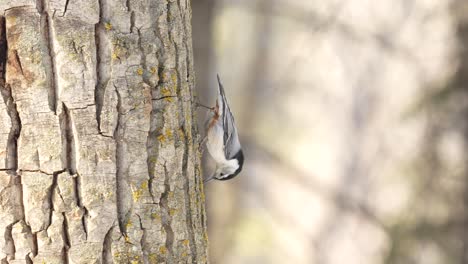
[195,101,215,111]
[194,96,215,111]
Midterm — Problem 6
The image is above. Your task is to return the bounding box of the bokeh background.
[192,0,468,263]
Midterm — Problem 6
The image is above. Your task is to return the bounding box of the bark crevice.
[136,214,149,263]
[0,17,21,172]
[137,28,149,86]
[78,186,89,240]
[145,41,160,206]
[30,231,37,257]
[59,103,76,174]
[46,173,57,231]
[3,222,16,262]
[160,163,174,259]
[130,11,135,33]
[61,212,70,264]
[58,103,89,240]
[12,50,23,76]
[181,127,197,260]
[125,0,135,33]
[37,0,59,114]
[152,95,177,101]
[102,226,114,264]
[19,169,56,176]
[113,86,129,235]
[18,174,36,259]
[95,0,111,132]
[1,84,21,172]
[61,0,70,17]
[45,170,67,231]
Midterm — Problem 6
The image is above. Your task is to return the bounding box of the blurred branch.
[243,137,389,233]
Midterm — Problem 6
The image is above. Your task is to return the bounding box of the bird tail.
[216,74,230,117]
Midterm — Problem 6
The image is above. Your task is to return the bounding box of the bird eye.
[218,173,230,179]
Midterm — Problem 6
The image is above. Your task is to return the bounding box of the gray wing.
[217,75,241,159]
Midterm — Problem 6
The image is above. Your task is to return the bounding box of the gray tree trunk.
[0,0,208,263]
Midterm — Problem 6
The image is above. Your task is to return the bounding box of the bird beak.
[203,173,216,184]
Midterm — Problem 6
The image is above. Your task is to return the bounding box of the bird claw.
[195,101,215,111]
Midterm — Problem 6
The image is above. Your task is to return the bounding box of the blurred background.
[192,0,468,263]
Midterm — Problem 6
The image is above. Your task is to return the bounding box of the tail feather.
[217,74,228,102]
[216,74,227,117]
[216,74,223,94]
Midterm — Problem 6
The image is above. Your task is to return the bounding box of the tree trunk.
[0,0,208,263]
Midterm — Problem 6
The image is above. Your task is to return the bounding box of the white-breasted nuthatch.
[201,74,244,183]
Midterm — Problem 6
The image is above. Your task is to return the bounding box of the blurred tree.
[192,0,216,101]
[452,1,468,262]
[191,1,233,263]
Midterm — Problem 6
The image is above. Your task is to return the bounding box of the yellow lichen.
[137,68,144,75]
[126,220,133,229]
[149,253,158,263]
[157,134,166,143]
[132,188,143,201]
[171,71,178,84]
[105,22,112,30]
[161,87,171,96]
[151,213,161,221]
[182,239,190,246]
[200,190,205,202]
[160,86,174,102]
[149,156,158,163]
[150,67,157,74]
[178,128,185,140]
[141,181,148,189]
[169,208,177,216]
[159,246,167,254]
[112,44,128,60]
[106,191,114,199]
[165,129,173,139]
[181,252,188,257]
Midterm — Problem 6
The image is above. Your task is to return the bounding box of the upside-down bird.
[201,75,244,183]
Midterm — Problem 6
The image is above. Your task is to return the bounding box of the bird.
[200,74,244,183]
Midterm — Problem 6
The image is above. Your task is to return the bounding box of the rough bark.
[0,0,208,263]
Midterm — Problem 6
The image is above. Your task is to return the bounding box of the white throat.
[218,159,239,175]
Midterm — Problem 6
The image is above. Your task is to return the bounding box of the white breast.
[206,123,228,164]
